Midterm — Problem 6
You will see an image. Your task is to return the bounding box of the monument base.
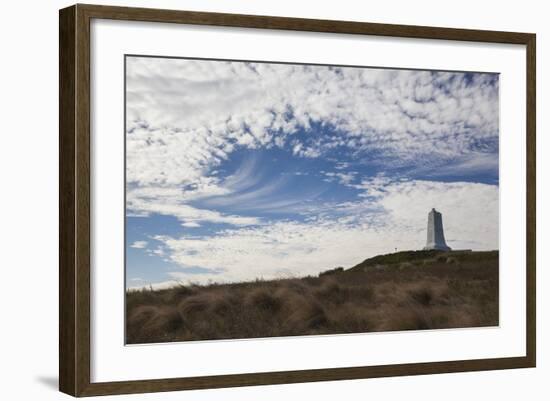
[423,244,451,251]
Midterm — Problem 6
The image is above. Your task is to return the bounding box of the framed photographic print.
[59,4,536,397]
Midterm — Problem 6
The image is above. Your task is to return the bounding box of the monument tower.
[423,208,451,251]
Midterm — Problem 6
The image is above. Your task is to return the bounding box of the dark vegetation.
[126,250,498,344]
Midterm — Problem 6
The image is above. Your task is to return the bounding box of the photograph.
[124,56,500,344]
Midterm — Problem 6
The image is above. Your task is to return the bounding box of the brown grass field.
[126,250,498,344]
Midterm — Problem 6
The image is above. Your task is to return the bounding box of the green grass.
[348,249,497,271]
[126,250,499,344]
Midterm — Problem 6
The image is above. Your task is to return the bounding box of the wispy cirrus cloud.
[414,152,499,179]
[127,186,261,227]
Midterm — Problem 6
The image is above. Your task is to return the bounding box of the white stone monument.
[423,208,451,251]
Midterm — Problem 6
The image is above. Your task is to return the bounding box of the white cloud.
[129,240,148,249]
[334,162,350,170]
[126,185,260,227]
[181,221,201,228]
[323,171,357,185]
[154,180,498,285]
[126,58,499,189]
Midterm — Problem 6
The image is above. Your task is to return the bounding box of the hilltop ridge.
[346,249,497,273]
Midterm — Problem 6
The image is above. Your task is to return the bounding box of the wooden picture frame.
[59,3,536,397]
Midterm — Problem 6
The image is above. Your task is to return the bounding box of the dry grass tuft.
[408,287,434,306]
[246,288,283,313]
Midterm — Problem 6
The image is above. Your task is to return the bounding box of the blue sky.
[125,57,499,288]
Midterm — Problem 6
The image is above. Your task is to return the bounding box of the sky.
[125,56,499,289]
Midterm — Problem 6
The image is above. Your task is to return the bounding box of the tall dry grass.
[126,251,498,344]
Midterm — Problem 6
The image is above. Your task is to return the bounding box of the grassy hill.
[349,249,497,271]
[126,250,498,344]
